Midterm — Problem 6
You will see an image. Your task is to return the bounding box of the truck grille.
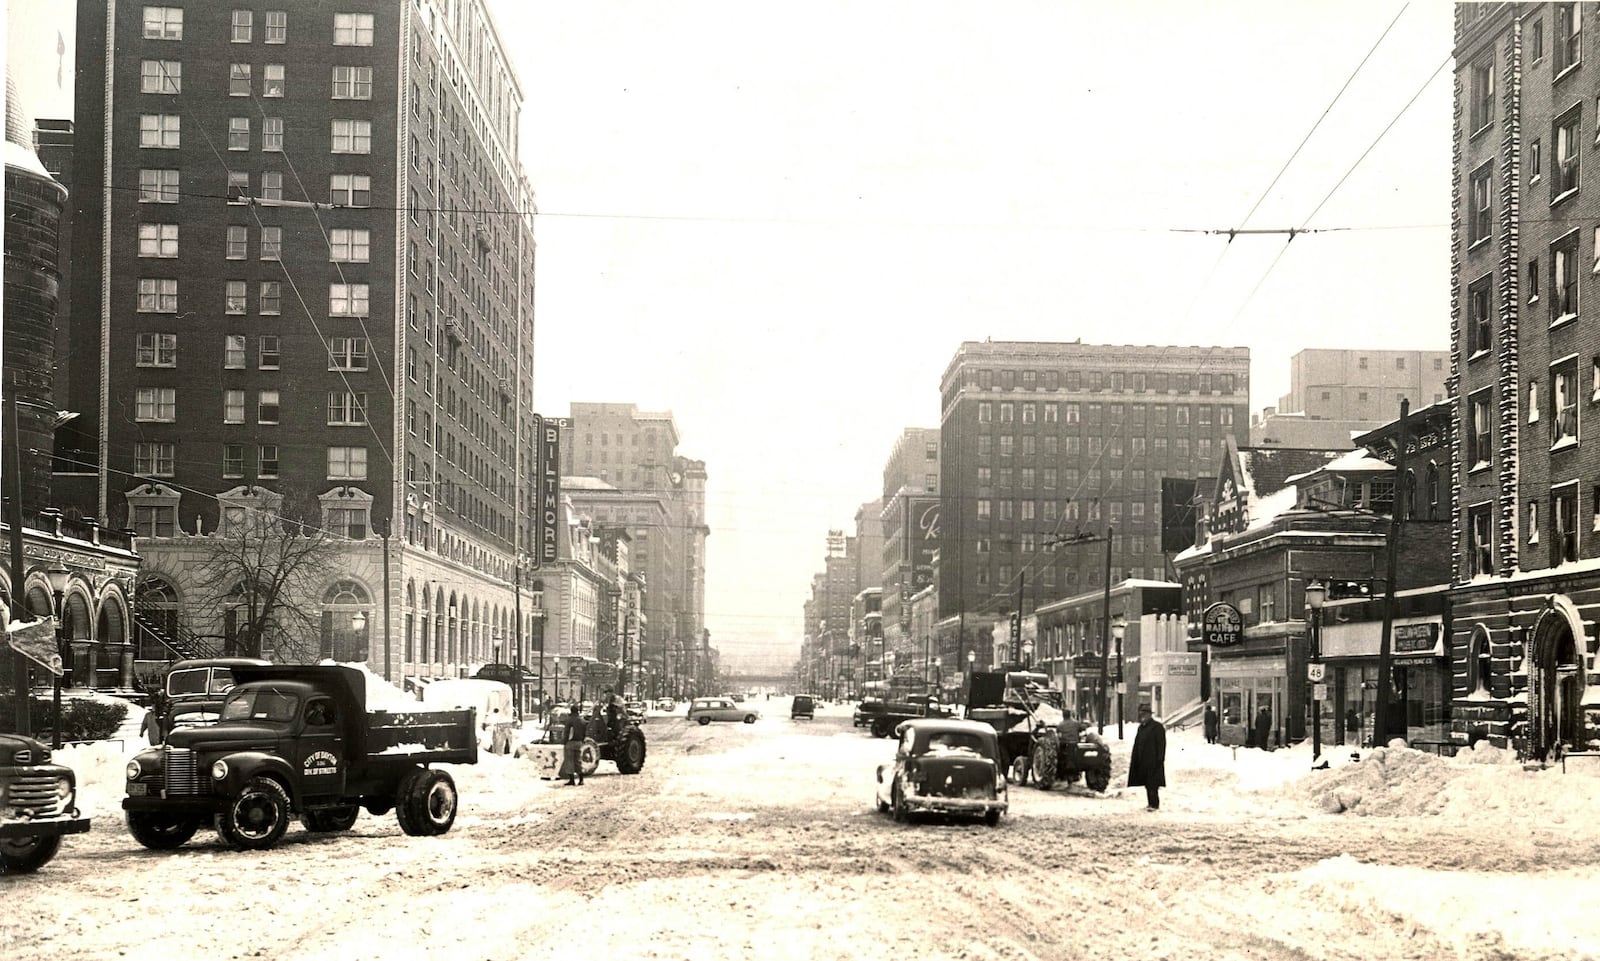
[163,746,201,795]
[7,772,64,817]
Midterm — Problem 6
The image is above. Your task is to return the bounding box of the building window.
[258,390,280,425]
[259,335,281,369]
[331,65,373,100]
[977,498,991,519]
[137,223,178,258]
[226,225,248,259]
[259,281,281,315]
[999,402,1014,423]
[228,116,249,150]
[1469,162,1493,246]
[224,389,245,424]
[262,117,284,151]
[259,445,280,478]
[1530,499,1542,545]
[135,387,176,422]
[1469,390,1493,469]
[331,119,372,154]
[137,278,178,313]
[1043,403,1058,423]
[140,60,181,94]
[231,9,253,41]
[1555,484,1580,562]
[1555,3,1582,74]
[328,391,368,426]
[1552,232,1580,322]
[1532,17,1546,62]
[135,332,177,367]
[1469,504,1494,575]
[265,10,287,43]
[225,280,247,314]
[978,402,992,423]
[138,168,179,203]
[334,12,375,46]
[329,283,370,316]
[227,171,249,203]
[329,337,369,370]
[1530,139,1542,182]
[1530,380,1541,423]
[326,507,367,540]
[330,174,371,207]
[261,171,283,201]
[263,64,285,97]
[142,6,183,39]
[131,504,176,538]
[1552,360,1580,445]
[229,64,251,96]
[1469,275,1493,354]
[260,226,282,261]
[329,228,370,262]
[139,114,180,148]
[223,444,245,479]
[1470,55,1494,132]
[134,442,175,478]
[1553,106,1581,200]
[328,446,368,480]
[224,335,246,369]
[1021,403,1036,424]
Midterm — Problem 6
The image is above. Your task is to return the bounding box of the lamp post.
[1022,638,1034,671]
[44,561,71,750]
[351,610,367,662]
[966,649,976,711]
[1305,578,1327,766]
[1111,613,1126,741]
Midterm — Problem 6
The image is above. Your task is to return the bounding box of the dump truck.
[123,664,476,851]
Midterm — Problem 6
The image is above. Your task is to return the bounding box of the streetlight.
[1305,579,1328,766]
[1021,638,1034,670]
[44,561,71,750]
[1111,613,1127,741]
[966,649,976,710]
[351,610,367,662]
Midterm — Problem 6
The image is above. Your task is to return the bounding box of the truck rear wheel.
[0,833,61,873]
[397,769,458,837]
[1031,732,1060,790]
[614,730,647,774]
[126,811,201,850]
[218,776,292,851]
[302,804,360,832]
[871,718,891,739]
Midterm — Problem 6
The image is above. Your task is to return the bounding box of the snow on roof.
[1283,447,1392,485]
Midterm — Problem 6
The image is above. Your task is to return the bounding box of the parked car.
[687,697,759,725]
[625,700,647,725]
[791,695,815,720]
[144,657,273,745]
[875,718,1007,826]
[653,697,676,713]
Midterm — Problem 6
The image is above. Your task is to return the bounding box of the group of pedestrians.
[1201,702,1274,749]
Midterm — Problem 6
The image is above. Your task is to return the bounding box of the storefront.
[1212,654,1286,748]
[1320,615,1449,748]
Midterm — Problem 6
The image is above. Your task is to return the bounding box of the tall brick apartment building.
[933,341,1250,665]
[1450,3,1600,756]
[59,0,540,680]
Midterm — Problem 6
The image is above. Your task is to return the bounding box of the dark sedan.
[874,718,1007,826]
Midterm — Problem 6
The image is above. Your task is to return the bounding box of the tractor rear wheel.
[614,729,647,774]
[1085,768,1111,793]
[1031,732,1060,790]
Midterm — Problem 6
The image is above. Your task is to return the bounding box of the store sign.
[910,498,940,589]
[1073,653,1104,678]
[534,414,564,567]
[1393,622,1439,654]
[1167,663,1198,676]
[1202,602,1243,646]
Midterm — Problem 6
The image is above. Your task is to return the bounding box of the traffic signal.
[1327,579,1373,600]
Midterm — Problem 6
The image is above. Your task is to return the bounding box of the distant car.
[687,697,759,725]
[625,700,647,725]
[728,692,746,703]
[654,697,676,713]
[854,699,887,728]
[791,695,815,720]
[875,718,1007,826]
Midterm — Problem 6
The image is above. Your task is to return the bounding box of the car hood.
[164,723,284,751]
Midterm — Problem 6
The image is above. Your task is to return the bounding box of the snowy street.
[5,697,1598,960]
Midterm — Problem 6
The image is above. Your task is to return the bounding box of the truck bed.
[367,708,478,764]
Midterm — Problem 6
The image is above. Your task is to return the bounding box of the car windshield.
[220,687,300,723]
[166,668,212,697]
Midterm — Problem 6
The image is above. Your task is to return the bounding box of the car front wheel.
[697,716,711,726]
[743,715,756,724]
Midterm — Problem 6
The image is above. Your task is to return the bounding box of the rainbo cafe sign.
[1202,602,1243,646]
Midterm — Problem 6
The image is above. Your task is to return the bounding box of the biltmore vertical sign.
[531,414,564,569]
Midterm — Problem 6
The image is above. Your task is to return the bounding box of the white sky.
[4,0,1457,672]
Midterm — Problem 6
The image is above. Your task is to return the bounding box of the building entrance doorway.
[1530,605,1587,759]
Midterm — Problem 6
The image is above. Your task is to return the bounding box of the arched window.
[1426,462,1441,520]
[321,580,371,662]
[1404,469,1419,519]
[1469,624,1493,695]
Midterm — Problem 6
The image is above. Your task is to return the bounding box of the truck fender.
[213,752,298,806]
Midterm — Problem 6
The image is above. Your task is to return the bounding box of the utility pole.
[1012,572,1026,663]
[1375,399,1409,747]
[5,373,32,735]
[1099,526,1113,735]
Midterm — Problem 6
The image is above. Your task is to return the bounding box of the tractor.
[966,670,1113,793]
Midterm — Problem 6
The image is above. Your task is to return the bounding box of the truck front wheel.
[218,776,292,851]
[397,769,458,837]
[0,833,61,873]
[126,811,201,850]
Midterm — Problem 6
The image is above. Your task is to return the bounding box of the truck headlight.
[56,777,71,800]
[126,760,143,781]
[211,760,229,780]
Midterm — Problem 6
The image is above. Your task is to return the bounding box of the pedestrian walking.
[1203,702,1219,744]
[1253,705,1273,751]
[563,703,586,785]
[1128,704,1166,811]
[1345,707,1362,747]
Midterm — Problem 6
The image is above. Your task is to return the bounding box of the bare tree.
[190,492,343,662]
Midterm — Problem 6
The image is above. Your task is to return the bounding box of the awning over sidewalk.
[1321,617,1444,664]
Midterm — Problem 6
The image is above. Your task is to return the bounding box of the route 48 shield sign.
[1202,602,1243,646]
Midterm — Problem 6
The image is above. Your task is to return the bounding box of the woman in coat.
[1127,704,1166,811]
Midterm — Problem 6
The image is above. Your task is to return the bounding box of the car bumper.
[0,813,91,840]
[902,794,1007,817]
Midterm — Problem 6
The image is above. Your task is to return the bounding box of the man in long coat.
[1127,704,1166,811]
